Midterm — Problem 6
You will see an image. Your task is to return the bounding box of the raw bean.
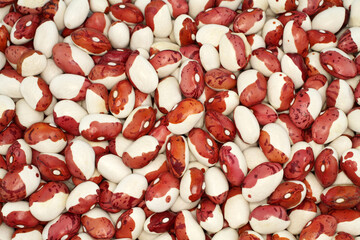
[1,0,360,238]
[242,162,284,202]
[42,213,81,240]
[29,182,69,221]
[299,215,337,240]
[97,154,131,183]
[249,204,290,234]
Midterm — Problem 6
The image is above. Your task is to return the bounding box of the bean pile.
[0,0,360,239]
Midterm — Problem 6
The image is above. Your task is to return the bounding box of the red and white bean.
[0,0,360,238]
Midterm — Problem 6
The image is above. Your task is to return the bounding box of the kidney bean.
[187,128,218,167]
[65,139,95,180]
[219,32,251,72]
[81,207,115,239]
[312,107,348,144]
[308,29,337,52]
[320,48,357,80]
[42,212,81,240]
[174,210,205,239]
[287,199,317,235]
[268,180,307,209]
[29,181,69,222]
[145,172,180,213]
[340,148,360,186]
[242,162,284,202]
[155,78,180,113]
[312,7,348,34]
[249,204,290,234]
[299,215,337,240]
[284,142,314,181]
[2,0,360,237]
[329,209,360,236]
[79,113,122,141]
[222,187,249,229]
[1,201,39,228]
[196,197,223,233]
[259,123,291,164]
[122,135,160,169]
[36,153,71,182]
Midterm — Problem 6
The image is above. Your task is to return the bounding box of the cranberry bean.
[0,95,15,132]
[145,0,173,38]
[71,28,111,56]
[64,0,90,30]
[205,90,239,115]
[2,0,360,237]
[79,113,122,141]
[110,3,144,25]
[204,68,236,91]
[327,79,354,114]
[340,149,360,186]
[11,226,43,240]
[233,106,260,144]
[10,14,40,45]
[281,53,308,89]
[50,74,91,101]
[262,18,284,47]
[250,103,278,126]
[283,20,309,57]
[130,24,154,51]
[303,172,324,203]
[321,185,360,209]
[0,164,40,202]
[53,43,95,76]
[259,123,291,164]
[233,8,266,35]
[166,135,189,178]
[179,167,205,203]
